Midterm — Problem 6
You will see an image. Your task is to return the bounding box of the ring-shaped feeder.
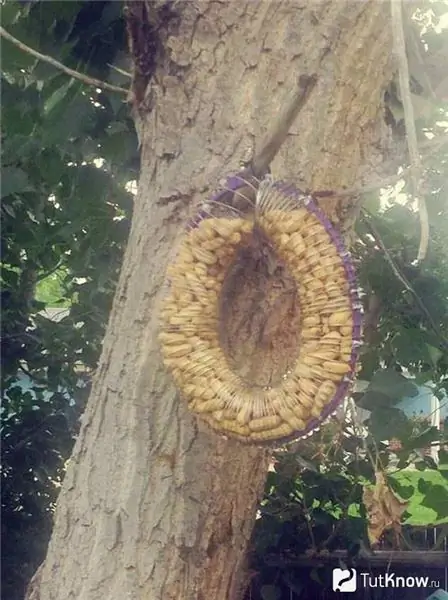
[159,174,363,446]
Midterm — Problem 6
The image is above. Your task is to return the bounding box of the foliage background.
[1,2,447,599]
[1,3,136,597]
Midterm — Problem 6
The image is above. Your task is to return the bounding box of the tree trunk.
[29,1,394,599]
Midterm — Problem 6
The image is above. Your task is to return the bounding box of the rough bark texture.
[30,1,394,599]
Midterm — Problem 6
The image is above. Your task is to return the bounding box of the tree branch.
[0,26,129,96]
[107,63,132,79]
[390,0,428,262]
[250,74,318,177]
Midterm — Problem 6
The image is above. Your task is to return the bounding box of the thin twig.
[299,484,317,552]
[390,0,429,262]
[107,63,133,79]
[0,26,129,96]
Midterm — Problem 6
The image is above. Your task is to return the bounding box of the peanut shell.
[162,343,191,358]
[340,325,352,336]
[248,415,283,432]
[195,397,225,413]
[323,360,351,375]
[158,332,188,345]
[250,422,293,441]
[328,311,352,326]
[278,407,306,430]
[316,381,337,405]
[218,419,251,436]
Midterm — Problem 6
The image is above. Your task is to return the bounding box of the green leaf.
[360,369,419,410]
[414,371,434,385]
[1,167,30,198]
[357,391,397,411]
[106,121,129,135]
[100,130,136,166]
[392,329,426,365]
[439,450,448,482]
[418,481,448,520]
[387,478,415,500]
[44,79,75,116]
[0,2,23,27]
[426,344,443,367]
[368,407,410,441]
[2,202,16,218]
[0,35,37,72]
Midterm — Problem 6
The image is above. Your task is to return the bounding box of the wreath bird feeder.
[159,174,363,446]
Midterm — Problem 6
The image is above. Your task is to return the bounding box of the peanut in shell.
[340,325,353,336]
[278,407,306,431]
[158,331,189,345]
[298,378,319,397]
[199,385,216,401]
[288,232,306,254]
[195,397,225,413]
[237,404,252,425]
[323,360,351,375]
[294,362,315,379]
[280,215,305,234]
[302,316,321,327]
[250,422,293,441]
[302,354,323,367]
[249,415,283,432]
[328,310,352,327]
[311,405,326,418]
[316,381,337,405]
[213,408,237,421]
[218,419,251,436]
[301,327,321,340]
[162,343,191,358]
[296,391,314,410]
[308,350,340,361]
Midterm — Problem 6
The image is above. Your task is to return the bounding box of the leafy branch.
[360,209,448,350]
[0,26,129,96]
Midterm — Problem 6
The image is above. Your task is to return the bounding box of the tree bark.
[29,1,394,599]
